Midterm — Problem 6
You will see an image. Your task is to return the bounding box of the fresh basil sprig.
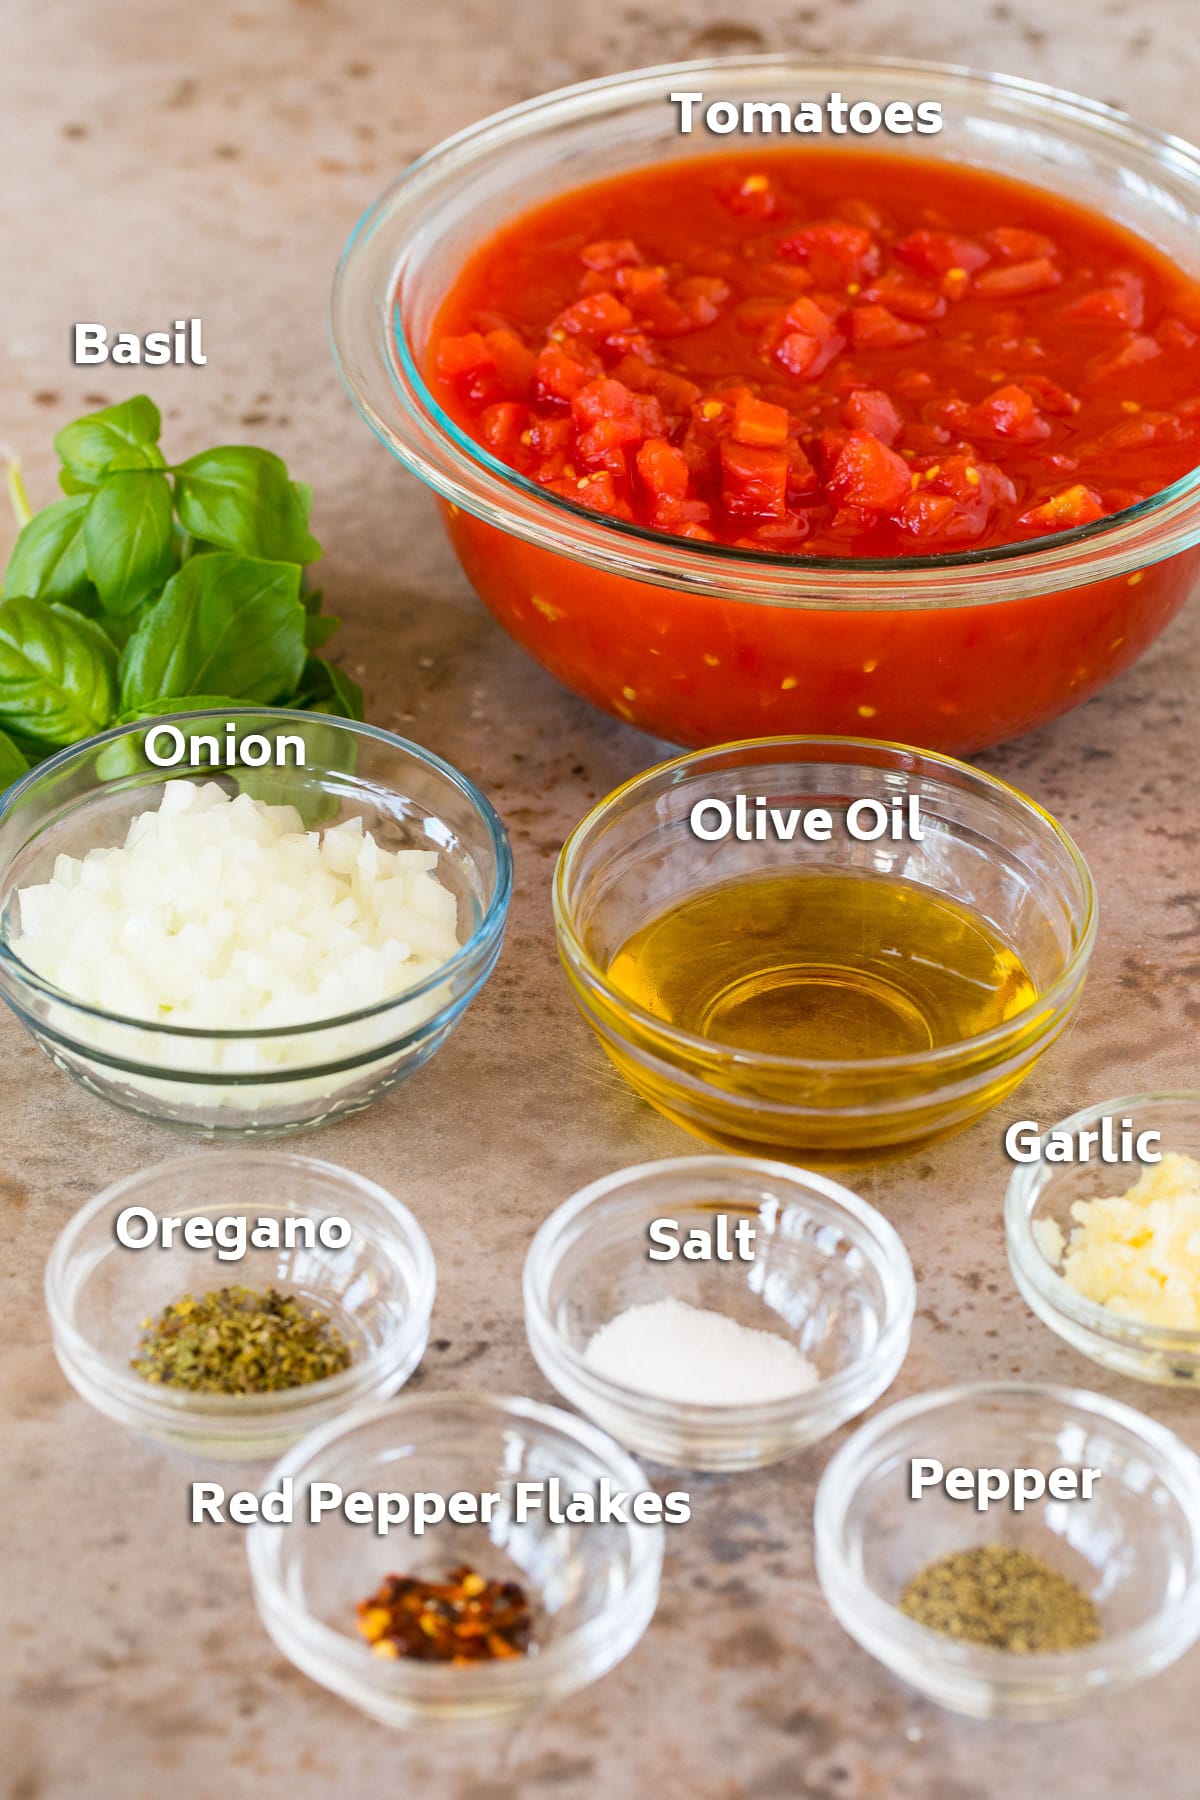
[0,396,361,776]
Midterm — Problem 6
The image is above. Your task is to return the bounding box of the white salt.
[583,1297,819,1406]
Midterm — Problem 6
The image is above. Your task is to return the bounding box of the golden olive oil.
[605,869,1036,1061]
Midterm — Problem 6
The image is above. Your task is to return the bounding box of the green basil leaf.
[55,396,162,481]
[117,695,248,724]
[97,697,250,780]
[2,495,95,607]
[303,612,340,650]
[0,727,29,789]
[119,552,306,710]
[295,654,364,721]
[84,471,176,616]
[0,597,119,746]
[59,467,99,496]
[174,447,322,564]
[302,583,323,615]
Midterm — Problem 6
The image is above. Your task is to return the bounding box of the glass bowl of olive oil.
[554,738,1096,1163]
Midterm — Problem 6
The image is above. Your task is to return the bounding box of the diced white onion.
[11,779,465,1104]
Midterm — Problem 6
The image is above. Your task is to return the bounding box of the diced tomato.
[535,342,596,400]
[572,471,621,511]
[834,197,887,233]
[1017,373,1080,416]
[636,438,690,502]
[482,328,536,395]
[576,269,619,297]
[964,383,1051,443]
[777,221,882,285]
[1159,317,1200,351]
[1062,270,1145,329]
[902,421,951,453]
[935,453,1017,509]
[480,402,529,450]
[773,332,823,376]
[641,367,703,413]
[675,275,731,326]
[580,239,641,271]
[894,229,990,277]
[720,440,790,517]
[827,431,911,512]
[627,288,696,337]
[617,265,669,299]
[841,388,903,444]
[787,442,819,495]
[975,259,1062,297]
[847,306,926,350]
[762,295,843,378]
[732,393,789,447]
[985,226,1057,261]
[1086,332,1162,382]
[436,332,493,377]
[718,172,780,218]
[1099,409,1184,450]
[571,378,638,426]
[552,292,635,339]
[1017,483,1107,532]
[863,271,946,321]
[529,415,572,454]
[898,490,959,538]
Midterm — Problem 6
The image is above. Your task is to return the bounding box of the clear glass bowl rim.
[43,1149,437,1419]
[1005,1090,1200,1357]
[0,707,513,1042]
[331,52,1200,608]
[814,1378,1200,1684]
[553,733,1098,1076]
[523,1153,915,1431]
[246,1389,665,1694]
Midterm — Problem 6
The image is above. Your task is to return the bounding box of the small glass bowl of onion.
[0,709,511,1135]
[44,1151,436,1460]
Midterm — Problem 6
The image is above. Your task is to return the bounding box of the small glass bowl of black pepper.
[44,1151,436,1460]
[247,1392,663,1730]
[814,1382,1200,1719]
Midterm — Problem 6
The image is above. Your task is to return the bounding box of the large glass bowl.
[44,1151,436,1460]
[814,1382,1200,1719]
[333,56,1200,755]
[554,736,1096,1162]
[0,710,511,1135]
[1006,1092,1200,1386]
[247,1392,664,1730]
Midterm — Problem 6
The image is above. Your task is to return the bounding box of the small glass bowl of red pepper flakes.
[334,59,1200,755]
[248,1392,662,1730]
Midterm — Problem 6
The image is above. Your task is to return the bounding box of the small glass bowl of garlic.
[0,710,511,1135]
[1006,1092,1200,1386]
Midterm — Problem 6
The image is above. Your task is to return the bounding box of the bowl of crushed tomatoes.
[333,58,1200,753]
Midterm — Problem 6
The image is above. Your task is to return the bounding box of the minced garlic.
[1034,1153,1200,1329]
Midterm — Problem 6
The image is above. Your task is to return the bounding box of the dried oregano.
[132,1285,352,1394]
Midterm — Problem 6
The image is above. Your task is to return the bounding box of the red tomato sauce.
[429,152,1200,557]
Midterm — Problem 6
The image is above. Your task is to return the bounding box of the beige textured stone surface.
[2,3,1199,1796]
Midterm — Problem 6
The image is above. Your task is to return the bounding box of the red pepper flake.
[356,1565,536,1665]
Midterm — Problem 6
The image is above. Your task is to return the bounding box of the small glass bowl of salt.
[523,1155,914,1471]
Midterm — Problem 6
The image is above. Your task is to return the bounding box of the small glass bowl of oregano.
[45,1149,435,1459]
